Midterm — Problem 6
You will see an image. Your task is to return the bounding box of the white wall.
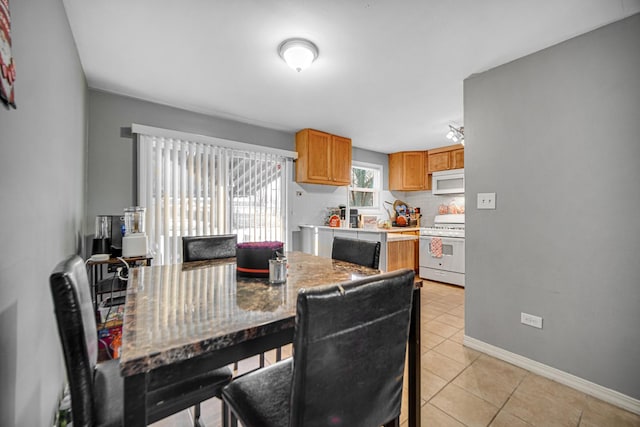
[0,0,88,425]
[464,13,640,400]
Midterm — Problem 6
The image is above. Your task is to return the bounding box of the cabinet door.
[451,148,464,169]
[331,135,352,185]
[388,153,403,190]
[401,231,420,272]
[305,130,332,182]
[389,151,426,190]
[386,239,415,272]
[428,151,451,172]
[401,151,426,190]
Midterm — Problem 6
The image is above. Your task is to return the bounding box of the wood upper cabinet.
[331,135,352,185]
[389,151,428,191]
[451,148,465,169]
[296,129,352,185]
[427,144,464,173]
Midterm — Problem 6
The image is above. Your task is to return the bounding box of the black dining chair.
[50,254,233,427]
[182,233,256,371]
[331,236,381,269]
[222,268,415,427]
[182,234,237,262]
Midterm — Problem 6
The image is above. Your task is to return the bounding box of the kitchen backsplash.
[291,181,464,229]
[291,182,397,228]
[403,192,465,227]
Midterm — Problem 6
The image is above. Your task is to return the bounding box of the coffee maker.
[92,215,125,258]
[349,209,359,228]
[92,215,112,257]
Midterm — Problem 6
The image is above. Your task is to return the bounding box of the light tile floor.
[151,280,640,427]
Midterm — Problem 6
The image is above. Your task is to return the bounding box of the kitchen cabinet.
[451,147,464,169]
[295,128,352,185]
[389,151,428,191]
[427,144,464,173]
[318,228,383,257]
[316,226,420,272]
[387,236,417,272]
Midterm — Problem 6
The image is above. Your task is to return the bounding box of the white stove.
[419,214,465,287]
[420,214,465,238]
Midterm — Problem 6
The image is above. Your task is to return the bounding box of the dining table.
[119,251,422,426]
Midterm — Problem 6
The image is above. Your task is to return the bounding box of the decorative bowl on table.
[236,241,284,277]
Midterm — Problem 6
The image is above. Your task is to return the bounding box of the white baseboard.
[463,335,640,415]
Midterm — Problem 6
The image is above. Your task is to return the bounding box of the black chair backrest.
[331,236,381,269]
[50,254,98,426]
[182,234,237,262]
[290,269,415,426]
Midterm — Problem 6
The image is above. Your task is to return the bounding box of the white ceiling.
[62,0,639,153]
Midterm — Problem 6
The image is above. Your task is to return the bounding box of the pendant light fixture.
[278,38,319,72]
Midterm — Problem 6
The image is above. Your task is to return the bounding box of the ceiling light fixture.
[446,124,465,145]
[278,38,319,72]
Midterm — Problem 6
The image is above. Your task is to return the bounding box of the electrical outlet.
[477,192,496,209]
[521,312,543,329]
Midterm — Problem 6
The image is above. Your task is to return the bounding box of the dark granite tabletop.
[119,251,380,376]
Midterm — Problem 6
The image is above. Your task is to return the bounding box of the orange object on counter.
[328,215,341,227]
[110,329,122,359]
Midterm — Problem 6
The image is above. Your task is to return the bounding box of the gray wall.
[86,90,294,238]
[0,0,88,425]
[87,91,392,246]
[464,14,640,399]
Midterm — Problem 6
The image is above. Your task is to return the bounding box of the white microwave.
[432,168,464,195]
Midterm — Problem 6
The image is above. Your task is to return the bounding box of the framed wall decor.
[0,0,16,109]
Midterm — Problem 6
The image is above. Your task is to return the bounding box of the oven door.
[419,235,465,274]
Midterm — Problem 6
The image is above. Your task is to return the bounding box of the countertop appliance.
[419,214,465,286]
[122,207,148,257]
[432,168,464,195]
[92,214,125,257]
[349,209,358,228]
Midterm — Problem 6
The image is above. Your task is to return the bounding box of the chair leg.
[222,400,228,427]
[193,403,203,427]
[230,411,238,427]
[276,347,282,362]
[259,353,265,368]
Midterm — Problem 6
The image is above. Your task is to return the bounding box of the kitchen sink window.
[135,125,295,264]
[350,161,381,210]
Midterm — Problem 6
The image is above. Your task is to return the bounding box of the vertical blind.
[138,131,292,265]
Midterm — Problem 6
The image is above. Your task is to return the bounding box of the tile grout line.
[484,370,532,426]
[428,295,529,427]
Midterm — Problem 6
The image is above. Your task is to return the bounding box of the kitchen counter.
[387,233,419,242]
[313,225,421,233]
[302,226,420,272]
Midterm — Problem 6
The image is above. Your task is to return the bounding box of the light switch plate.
[477,192,496,209]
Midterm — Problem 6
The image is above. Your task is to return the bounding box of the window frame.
[349,161,382,212]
